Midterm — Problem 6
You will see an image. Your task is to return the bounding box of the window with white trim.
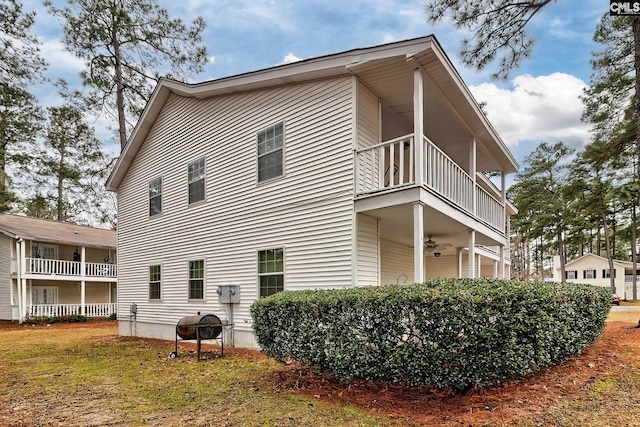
[188,157,205,204]
[149,177,162,216]
[258,248,284,297]
[32,243,58,260]
[149,265,161,300]
[566,270,577,280]
[257,122,284,182]
[583,269,596,279]
[603,269,616,279]
[189,260,204,300]
[31,286,58,304]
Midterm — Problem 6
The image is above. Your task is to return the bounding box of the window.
[31,287,58,304]
[188,157,205,204]
[149,265,161,300]
[257,122,284,182]
[566,270,577,280]
[149,177,162,216]
[258,248,284,297]
[603,269,617,279]
[584,269,596,279]
[189,260,204,300]
[32,243,58,260]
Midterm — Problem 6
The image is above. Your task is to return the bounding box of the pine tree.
[46,0,208,149]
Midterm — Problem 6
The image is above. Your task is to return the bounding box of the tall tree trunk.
[632,204,638,300]
[57,149,65,222]
[557,228,566,283]
[112,1,127,150]
[633,17,640,299]
[603,212,616,293]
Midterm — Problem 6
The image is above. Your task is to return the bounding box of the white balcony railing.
[355,133,505,232]
[26,258,117,278]
[29,303,116,318]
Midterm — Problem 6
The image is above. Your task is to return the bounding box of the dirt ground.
[2,313,639,426]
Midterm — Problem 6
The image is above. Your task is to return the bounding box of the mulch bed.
[270,322,639,426]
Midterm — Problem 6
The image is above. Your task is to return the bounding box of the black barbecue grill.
[172,313,224,360]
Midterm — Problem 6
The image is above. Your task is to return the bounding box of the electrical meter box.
[217,285,240,304]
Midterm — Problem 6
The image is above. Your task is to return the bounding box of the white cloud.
[208,56,216,64]
[278,52,302,65]
[469,73,590,148]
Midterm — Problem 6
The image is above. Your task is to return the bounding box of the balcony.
[355,134,505,232]
[25,258,117,279]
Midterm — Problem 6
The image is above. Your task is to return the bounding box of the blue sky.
[25,0,608,171]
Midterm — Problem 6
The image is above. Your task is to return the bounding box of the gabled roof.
[106,35,519,191]
[564,253,633,269]
[0,215,116,250]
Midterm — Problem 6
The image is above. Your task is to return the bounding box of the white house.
[553,254,639,299]
[0,215,117,321]
[106,36,519,348]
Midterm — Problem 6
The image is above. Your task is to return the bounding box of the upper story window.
[189,259,204,300]
[258,248,284,297]
[603,269,616,279]
[566,270,577,280]
[188,157,206,204]
[149,265,161,300]
[149,177,162,216]
[32,243,58,260]
[257,121,284,182]
[583,269,596,279]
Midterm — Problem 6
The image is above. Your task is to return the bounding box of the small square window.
[188,157,205,204]
[189,260,204,300]
[149,265,161,300]
[603,269,616,279]
[584,269,596,279]
[149,177,162,216]
[566,270,577,280]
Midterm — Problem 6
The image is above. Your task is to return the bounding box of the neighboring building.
[107,36,519,348]
[0,215,117,321]
[553,254,639,298]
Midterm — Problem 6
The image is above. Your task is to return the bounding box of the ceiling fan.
[424,235,452,252]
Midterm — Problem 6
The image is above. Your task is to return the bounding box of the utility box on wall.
[217,285,240,304]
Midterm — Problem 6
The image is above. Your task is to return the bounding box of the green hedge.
[26,314,88,324]
[251,279,610,390]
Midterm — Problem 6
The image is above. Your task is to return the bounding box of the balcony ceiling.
[348,50,517,175]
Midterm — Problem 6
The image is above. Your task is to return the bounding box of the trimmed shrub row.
[251,279,610,390]
[26,314,88,324]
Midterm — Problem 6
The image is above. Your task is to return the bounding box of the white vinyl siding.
[426,255,458,279]
[0,235,13,320]
[380,239,414,285]
[357,214,379,286]
[116,76,355,331]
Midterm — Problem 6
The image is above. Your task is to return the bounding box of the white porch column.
[413,202,424,283]
[81,246,86,316]
[456,247,463,278]
[413,68,424,186]
[493,260,498,278]
[470,137,477,215]
[20,239,27,321]
[468,230,476,279]
[499,245,505,279]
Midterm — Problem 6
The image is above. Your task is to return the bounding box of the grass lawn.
[1,309,640,426]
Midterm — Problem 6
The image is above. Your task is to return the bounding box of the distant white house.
[106,36,519,348]
[553,254,639,298]
[0,215,117,321]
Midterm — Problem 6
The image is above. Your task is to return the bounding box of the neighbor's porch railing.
[28,303,116,318]
[355,133,505,231]
[26,258,117,278]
